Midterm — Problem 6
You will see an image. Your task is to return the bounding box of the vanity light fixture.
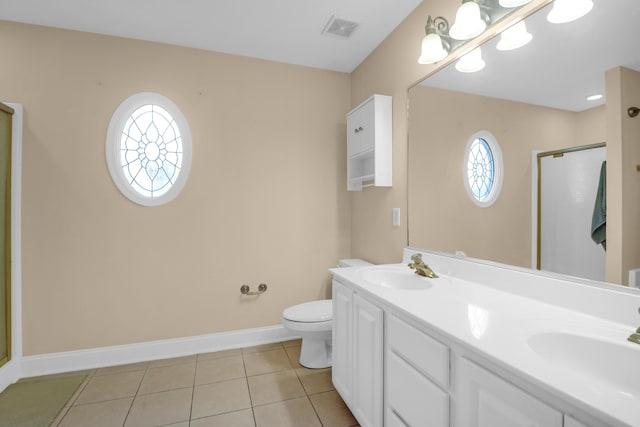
[499,0,533,8]
[496,21,532,51]
[547,0,594,24]
[417,0,533,66]
[450,0,487,40]
[455,47,486,73]
[418,16,451,64]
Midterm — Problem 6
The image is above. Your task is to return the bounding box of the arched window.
[463,131,503,207]
[106,93,192,206]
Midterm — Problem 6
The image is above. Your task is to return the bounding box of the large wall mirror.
[408,0,640,285]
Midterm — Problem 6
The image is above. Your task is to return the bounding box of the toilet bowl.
[282,258,373,369]
[283,300,333,368]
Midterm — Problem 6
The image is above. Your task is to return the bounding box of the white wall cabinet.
[347,94,392,191]
[456,358,563,427]
[331,280,383,427]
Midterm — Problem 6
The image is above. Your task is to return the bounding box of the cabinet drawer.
[387,314,449,388]
[387,351,449,427]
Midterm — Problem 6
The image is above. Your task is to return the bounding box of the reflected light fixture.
[496,21,532,50]
[455,47,485,73]
[586,94,603,101]
[547,0,593,24]
[499,0,533,7]
[450,0,487,40]
[418,16,450,64]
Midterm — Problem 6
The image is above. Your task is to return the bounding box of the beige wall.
[408,86,605,267]
[349,0,455,265]
[0,21,351,355]
[606,67,640,284]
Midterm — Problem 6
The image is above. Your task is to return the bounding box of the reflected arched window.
[463,131,502,207]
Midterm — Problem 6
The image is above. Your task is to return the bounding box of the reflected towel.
[591,161,606,249]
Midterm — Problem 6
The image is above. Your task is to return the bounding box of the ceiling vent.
[322,15,359,38]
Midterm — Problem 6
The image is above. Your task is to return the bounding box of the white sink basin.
[357,267,435,290]
[528,332,640,397]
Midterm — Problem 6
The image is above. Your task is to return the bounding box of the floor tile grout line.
[240,346,259,426]
[51,368,96,426]
[119,362,150,427]
[187,357,198,424]
[305,394,326,426]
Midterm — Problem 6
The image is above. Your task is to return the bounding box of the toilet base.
[299,331,332,369]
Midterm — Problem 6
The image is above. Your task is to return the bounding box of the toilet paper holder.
[240,283,267,295]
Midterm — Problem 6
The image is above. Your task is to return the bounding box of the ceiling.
[421,0,640,112]
[0,0,422,73]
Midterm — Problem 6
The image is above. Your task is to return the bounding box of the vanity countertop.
[330,251,640,427]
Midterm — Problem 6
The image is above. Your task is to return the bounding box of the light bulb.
[496,21,532,51]
[450,1,487,40]
[418,33,448,64]
[547,0,593,24]
[455,48,486,73]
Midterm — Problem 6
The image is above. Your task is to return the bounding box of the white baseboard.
[17,325,297,380]
[0,360,21,394]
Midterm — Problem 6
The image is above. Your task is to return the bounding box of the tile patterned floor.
[50,340,359,427]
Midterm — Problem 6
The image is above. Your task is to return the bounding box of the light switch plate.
[393,208,400,227]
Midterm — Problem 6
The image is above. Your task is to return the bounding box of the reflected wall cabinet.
[347,94,392,191]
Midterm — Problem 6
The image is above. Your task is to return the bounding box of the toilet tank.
[338,258,373,268]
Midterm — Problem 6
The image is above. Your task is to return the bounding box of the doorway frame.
[0,103,22,390]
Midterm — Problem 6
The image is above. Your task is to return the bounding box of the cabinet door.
[456,358,562,427]
[347,99,373,157]
[332,280,353,405]
[352,293,384,427]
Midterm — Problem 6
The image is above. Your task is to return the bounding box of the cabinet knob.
[354,126,363,133]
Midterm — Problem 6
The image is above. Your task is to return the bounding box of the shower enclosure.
[0,104,11,368]
[535,143,606,282]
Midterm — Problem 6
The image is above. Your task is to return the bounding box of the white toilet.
[282,258,372,369]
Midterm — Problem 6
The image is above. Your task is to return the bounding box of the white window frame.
[462,130,503,208]
[106,92,192,207]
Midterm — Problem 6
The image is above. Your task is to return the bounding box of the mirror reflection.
[408,0,640,285]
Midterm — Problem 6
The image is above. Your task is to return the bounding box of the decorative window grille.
[106,93,192,206]
[463,131,502,207]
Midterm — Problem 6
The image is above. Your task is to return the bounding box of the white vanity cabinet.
[331,250,640,427]
[332,280,384,427]
[456,358,563,427]
[346,94,392,191]
[332,279,353,403]
[386,314,450,427]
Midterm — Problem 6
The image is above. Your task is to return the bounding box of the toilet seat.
[282,300,332,323]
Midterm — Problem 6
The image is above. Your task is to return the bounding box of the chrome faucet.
[408,253,438,279]
[628,307,640,345]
